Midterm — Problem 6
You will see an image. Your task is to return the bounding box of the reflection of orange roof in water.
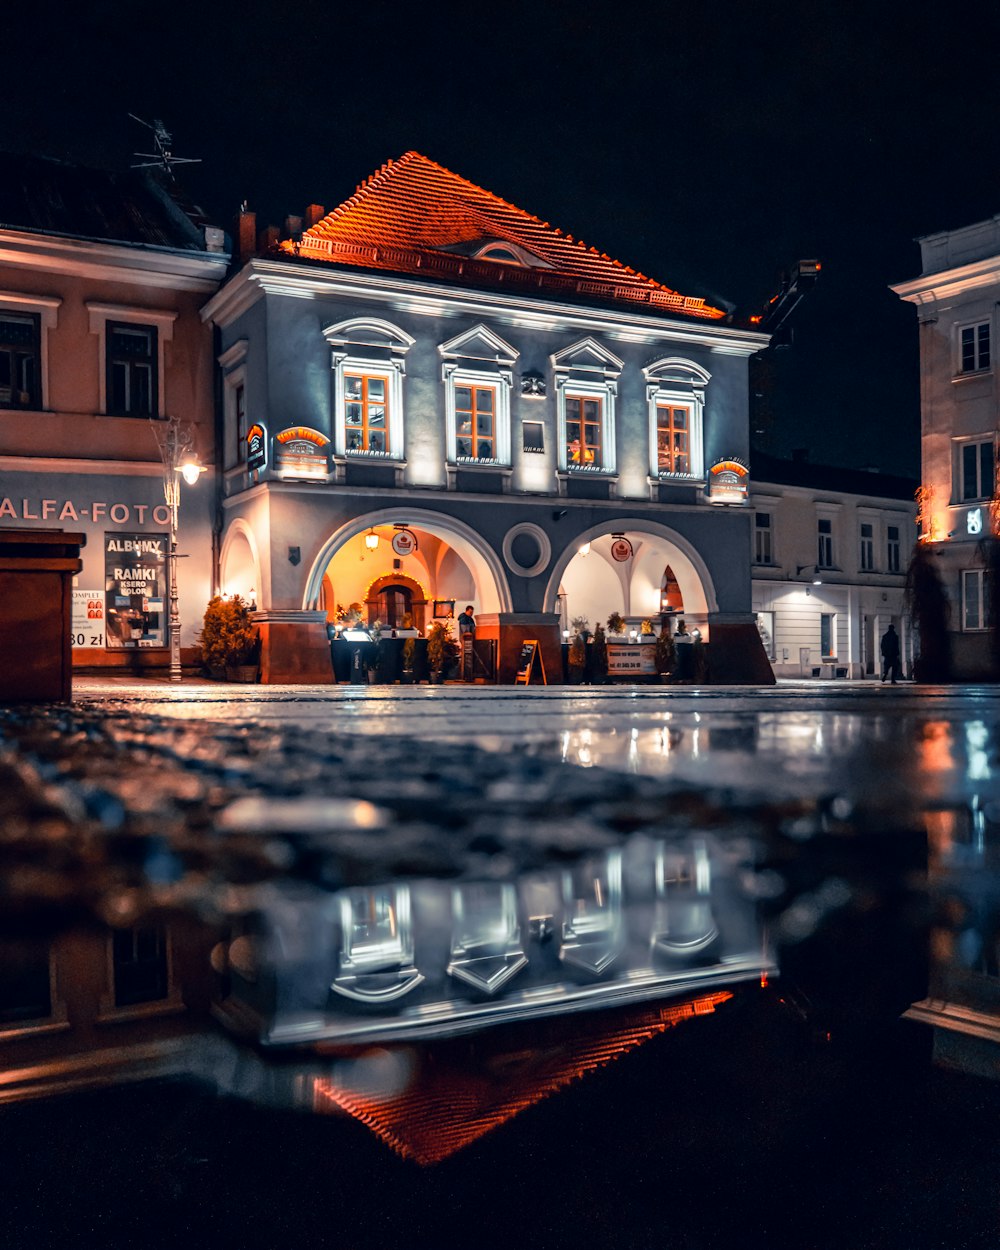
[312,992,732,1165]
[282,152,725,321]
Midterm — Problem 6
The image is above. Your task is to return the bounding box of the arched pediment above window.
[322,317,415,357]
[642,356,712,390]
[438,323,519,367]
[551,337,624,382]
[470,240,554,269]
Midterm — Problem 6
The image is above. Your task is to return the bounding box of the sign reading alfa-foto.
[0,497,171,526]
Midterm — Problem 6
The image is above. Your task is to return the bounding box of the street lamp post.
[150,415,204,683]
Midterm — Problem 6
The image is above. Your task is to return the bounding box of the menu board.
[515,640,546,685]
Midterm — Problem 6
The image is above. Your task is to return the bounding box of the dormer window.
[469,240,553,269]
[479,245,522,265]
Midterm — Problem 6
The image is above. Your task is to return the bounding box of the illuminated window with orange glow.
[565,395,603,468]
[455,385,495,460]
[656,404,690,474]
[344,373,389,454]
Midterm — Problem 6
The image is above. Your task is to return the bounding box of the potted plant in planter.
[568,631,587,684]
[200,595,260,682]
[606,611,625,637]
[426,620,460,682]
[655,627,675,682]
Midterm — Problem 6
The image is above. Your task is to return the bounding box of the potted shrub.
[200,595,260,682]
[655,627,675,681]
[568,631,587,683]
[606,611,625,637]
[590,623,608,684]
[426,619,460,682]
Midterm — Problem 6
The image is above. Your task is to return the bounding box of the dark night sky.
[6,0,1000,478]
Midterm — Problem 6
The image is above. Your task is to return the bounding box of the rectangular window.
[344,373,389,454]
[962,569,992,632]
[235,383,247,464]
[565,395,603,468]
[522,421,544,453]
[820,613,835,658]
[860,521,875,571]
[656,404,690,475]
[112,925,169,1008]
[960,322,991,373]
[455,384,496,461]
[753,511,773,564]
[887,524,901,574]
[961,439,994,501]
[817,517,834,568]
[0,937,52,1025]
[107,322,157,416]
[0,312,41,410]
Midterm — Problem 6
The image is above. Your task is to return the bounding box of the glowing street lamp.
[365,528,380,551]
[151,415,205,683]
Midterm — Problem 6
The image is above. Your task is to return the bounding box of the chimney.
[305,203,325,229]
[203,225,226,254]
[284,214,303,242]
[237,208,256,263]
[257,225,281,253]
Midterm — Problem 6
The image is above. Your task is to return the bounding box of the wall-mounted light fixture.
[365,528,379,551]
[577,542,591,557]
[795,564,823,585]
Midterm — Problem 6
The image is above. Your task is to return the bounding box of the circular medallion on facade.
[610,536,634,562]
[502,523,551,578]
[391,528,418,556]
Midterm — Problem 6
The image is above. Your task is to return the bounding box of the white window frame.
[817,516,835,568]
[642,357,710,481]
[962,568,991,632]
[820,612,837,659]
[0,290,61,411]
[957,319,991,374]
[324,318,414,460]
[552,337,622,475]
[219,338,249,469]
[955,435,996,503]
[443,366,512,466]
[86,302,176,417]
[753,510,773,565]
[886,521,902,574]
[857,510,878,572]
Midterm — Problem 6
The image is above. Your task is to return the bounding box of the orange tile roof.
[312,991,732,1165]
[281,152,725,320]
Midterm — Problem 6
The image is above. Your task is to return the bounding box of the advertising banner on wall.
[104,533,168,649]
[71,589,105,648]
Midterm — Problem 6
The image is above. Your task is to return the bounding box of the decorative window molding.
[439,324,517,467]
[956,319,991,374]
[642,357,710,480]
[471,240,554,269]
[86,302,176,417]
[0,290,60,411]
[323,317,414,459]
[219,339,249,468]
[551,337,622,473]
[954,435,995,503]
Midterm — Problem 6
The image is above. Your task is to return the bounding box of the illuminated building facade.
[750,452,917,678]
[0,154,228,671]
[893,216,1000,678]
[203,152,771,682]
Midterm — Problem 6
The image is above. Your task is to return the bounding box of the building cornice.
[0,228,230,293]
[891,255,1000,306]
[202,259,769,355]
[0,456,165,476]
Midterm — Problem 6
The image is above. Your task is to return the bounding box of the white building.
[892,215,1000,679]
[750,452,917,678]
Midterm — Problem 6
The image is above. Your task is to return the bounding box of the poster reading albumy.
[104,533,168,649]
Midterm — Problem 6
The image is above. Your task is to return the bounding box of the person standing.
[458,605,476,680]
[673,619,693,682]
[880,622,902,684]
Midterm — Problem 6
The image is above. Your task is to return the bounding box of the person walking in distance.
[880,622,902,685]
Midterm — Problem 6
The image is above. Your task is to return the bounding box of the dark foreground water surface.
[2,681,999,1249]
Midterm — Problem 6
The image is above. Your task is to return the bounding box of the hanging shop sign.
[610,536,634,562]
[104,533,167,650]
[967,507,983,536]
[246,423,268,473]
[275,426,330,481]
[707,458,750,504]
[391,527,418,556]
[71,589,105,649]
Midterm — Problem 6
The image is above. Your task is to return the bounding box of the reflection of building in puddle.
[907,797,1000,1079]
[211,833,770,1049]
[312,993,733,1165]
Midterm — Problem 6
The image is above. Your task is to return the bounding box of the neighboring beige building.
[0,154,228,671]
[750,452,917,678]
[892,215,999,679]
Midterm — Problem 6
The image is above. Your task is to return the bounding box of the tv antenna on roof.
[129,115,200,179]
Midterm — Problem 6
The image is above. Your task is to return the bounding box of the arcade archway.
[219,520,261,605]
[545,521,716,637]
